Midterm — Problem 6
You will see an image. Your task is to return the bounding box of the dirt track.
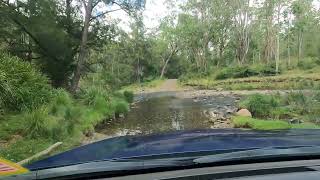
[157,79,180,91]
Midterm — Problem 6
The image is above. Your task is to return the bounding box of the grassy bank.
[233,116,320,130]
[233,92,320,130]
[0,54,133,163]
[0,89,132,163]
[180,61,320,90]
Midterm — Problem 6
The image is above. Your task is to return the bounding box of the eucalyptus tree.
[70,0,146,93]
[291,0,312,63]
[230,0,252,65]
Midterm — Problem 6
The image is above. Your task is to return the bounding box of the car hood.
[26,129,320,170]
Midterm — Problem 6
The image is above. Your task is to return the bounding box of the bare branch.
[112,1,132,14]
[90,8,122,22]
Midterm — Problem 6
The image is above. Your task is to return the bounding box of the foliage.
[80,86,110,107]
[297,57,320,70]
[24,107,58,139]
[238,92,320,126]
[239,94,280,118]
[0,53,53,111]
[233,116,291,130]
[111,98,129,114]
[233,116,319,130]
[215,64,278,80]
[182,71,320,91]
[123,91,134,103]
[0,138,54,162]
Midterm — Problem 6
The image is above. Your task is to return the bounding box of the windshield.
[1,0,320,178]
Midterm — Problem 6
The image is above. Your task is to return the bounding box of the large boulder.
[236,109,252,117]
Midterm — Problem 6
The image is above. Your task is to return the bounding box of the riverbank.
[180,69,320,91]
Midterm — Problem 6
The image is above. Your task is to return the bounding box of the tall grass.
[239,94,280,118]
[0,53,53,111]
[238,92,320,125]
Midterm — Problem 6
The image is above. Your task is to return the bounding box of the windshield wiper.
[193,146,320,164]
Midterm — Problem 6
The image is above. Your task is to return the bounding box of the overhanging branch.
[90,8,122,21]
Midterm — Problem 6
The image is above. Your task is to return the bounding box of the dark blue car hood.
[26,129,320,170]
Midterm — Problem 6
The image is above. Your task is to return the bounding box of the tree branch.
[90,8,122,21]
[10,18,61,63]
[92,0,100,8]
[112,1,132,14]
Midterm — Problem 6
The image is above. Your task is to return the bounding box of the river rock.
[226,108,235,114]
[236,109,252,117]
[289,118,303,124]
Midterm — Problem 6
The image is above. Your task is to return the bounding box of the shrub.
[111,98,129,114]
[123,91,134,103]
[81,86,109,106]
[24,107,58,138]
[215,66,257,80]
[250,63,278,76]
[284,92,310,114]
[239,94,280,118]
[215,64,278,80]
[298,57,319,70]
[49,89,74,117]
[0,53,53,111]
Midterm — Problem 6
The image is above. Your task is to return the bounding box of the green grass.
[291,122,320,129]
[0,114,26,141]
[180,66,320,91]
[233,116,320,130]
[0,88,131,163]
[0,138,54,162]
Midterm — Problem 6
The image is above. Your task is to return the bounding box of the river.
[96,91,241,137]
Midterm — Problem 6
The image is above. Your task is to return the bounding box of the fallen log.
[17,142,62,165]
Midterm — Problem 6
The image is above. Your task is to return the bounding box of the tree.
[231,0,252,65]
[291,0,312,63]
[70,0,145,93]
[0,0,81,87]
[156,16,179,78]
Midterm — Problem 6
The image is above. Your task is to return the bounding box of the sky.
[105,0,320,32]
[105,0,168,32]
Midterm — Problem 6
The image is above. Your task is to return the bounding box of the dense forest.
[0,0,320,163]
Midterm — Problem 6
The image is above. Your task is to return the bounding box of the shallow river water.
[97,92,240,137]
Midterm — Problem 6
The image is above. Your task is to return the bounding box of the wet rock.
[226,109,234,114]
[289,118,303,124]
[236,109,252,117]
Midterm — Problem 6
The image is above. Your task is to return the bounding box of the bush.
[112,99,129,114]
[239,94,280,118]
[215,64,278,80]
[298,57,319,70]
[24,107,58,139]
[250,63,278,76]
[81,86,110,106]
[215,66,257,80]
[123,91,134,103]
[0,53,53,111]
[284,92,310,114]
